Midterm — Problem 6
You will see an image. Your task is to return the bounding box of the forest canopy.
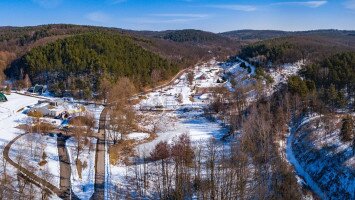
[284,52,355,110]
[16,32,179,97]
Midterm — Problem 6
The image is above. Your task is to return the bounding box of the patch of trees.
[0,51,15,83]
[16,32,179,97]
[161,29,229,43]
[290,52,355,109]
[239,41,303,66]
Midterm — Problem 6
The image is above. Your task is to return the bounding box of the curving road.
[3,133,79,199]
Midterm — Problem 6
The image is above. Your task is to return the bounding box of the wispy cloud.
[125,18,197,24]
[206,4,257,12]
[272,1,327,8]
[150,13,209,18]
[344,0,355,10]
[85,11,111,24]
[125,13,209,24]
[32,0,62,8]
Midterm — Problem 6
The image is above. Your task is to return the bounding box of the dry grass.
[38,160,47,166]
[109,139,136,165]
[33,122,56,133]
[76,159,83,179]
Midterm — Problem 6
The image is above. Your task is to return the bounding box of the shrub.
[340,116,354,142]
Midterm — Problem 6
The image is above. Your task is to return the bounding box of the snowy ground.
[287,114,355,200]
[0,58,305,198]
[139,59,223,110]
[0,92,103,199]
[0,93,52,197]
[109,59,234,194]
[221,58,303,100]
[9,133,60,188]
[67,137,97,199]
[266,60,304,96]
[136,59,230,153]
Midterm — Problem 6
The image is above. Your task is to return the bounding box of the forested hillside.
[10,33,179,97]
[289,52,355,109]
[158,29,229,43]
[221,29,355,41]
[238,35,355,67]
[0,24,241,89]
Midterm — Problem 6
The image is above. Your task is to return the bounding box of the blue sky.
[0,0,355,32]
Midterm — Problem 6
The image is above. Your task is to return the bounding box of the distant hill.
[221,29,355,41]
[221,30,290,40]
[0,24,241,92]
[235,33,355,68]
[150,29,231,43]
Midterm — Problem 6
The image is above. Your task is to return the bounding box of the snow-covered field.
[139,60,223,110]
[136,60,230,152]
[0,92,104,199]
[108,60,230,194]
[9,133,60,188]
[0,93,49,197]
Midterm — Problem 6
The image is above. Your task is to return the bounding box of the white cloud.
[32,0,62,8]
[125,14,209,24]
[206,4,257,12]
[150,13,209,18]
[344,0,355,10]
[126,13,210,24]
[273,1,327,8]
[125,18,197,24]
[85,11,111,24]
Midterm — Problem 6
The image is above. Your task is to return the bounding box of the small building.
[28,99,84,119]
[0,93,7,102]
[29,103,65,118]
[28,84,47,95]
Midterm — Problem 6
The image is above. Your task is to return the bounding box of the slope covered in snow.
[288,114,355,200]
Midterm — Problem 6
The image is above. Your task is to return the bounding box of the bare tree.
[99,75,112,103]
[150,141,171,199]
[107,77,137,143]
[71,120,85,162]
[151,69,162,88]
[187,71,194,86]
[24,74,31,89]
[109,106,136,143]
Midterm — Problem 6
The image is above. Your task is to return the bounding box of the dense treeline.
[239,41,304,66]
[221,29,355,41]
[0,24,125,46]
[288,52,355,109]
[16,32,179,97]
[238,35,355,68]
[160,29,228,43]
